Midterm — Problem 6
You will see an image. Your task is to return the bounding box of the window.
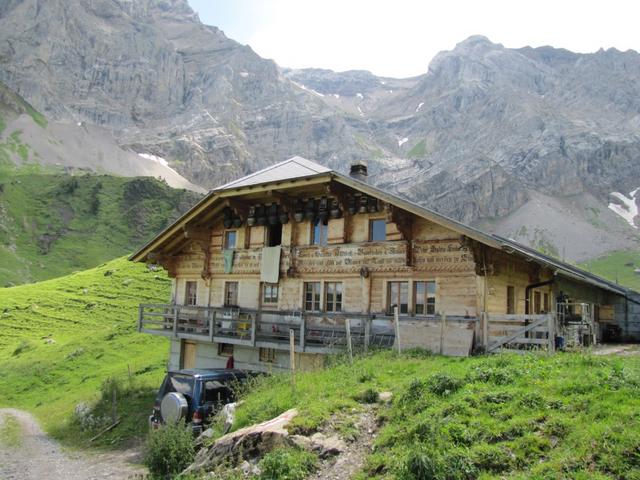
[507,286,515,314]
[224,282,238,307]
[534,291,541,314]
[325,282,343,312]
[217,343,233,357]
[387,281,408,314]
[185,281,198,306]
[304,282,321,311]
[311,218,328,246]
[543,293,550,313]
[262,283,279,305]
[259,347,276,363]
[369,219,386,242]
[414,281,436,315]
[202,381,233,405]
[224,230,237,249]
[266,224,282,247]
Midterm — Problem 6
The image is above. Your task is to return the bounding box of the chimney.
[349,162,368,182]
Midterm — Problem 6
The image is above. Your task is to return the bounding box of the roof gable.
[215,156,331,191]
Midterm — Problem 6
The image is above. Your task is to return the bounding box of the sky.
[188,0,640,78]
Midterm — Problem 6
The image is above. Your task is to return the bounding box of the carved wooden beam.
[224,198,250,219]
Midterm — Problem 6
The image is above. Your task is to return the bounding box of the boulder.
[183,409,298,475]
[378,391,393,404]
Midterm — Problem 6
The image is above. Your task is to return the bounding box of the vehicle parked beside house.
[150,369,250,434]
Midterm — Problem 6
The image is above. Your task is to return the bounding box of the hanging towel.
[223,249,235,274]
[260,246,281,283]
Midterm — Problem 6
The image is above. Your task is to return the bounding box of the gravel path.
[0,408,146,480]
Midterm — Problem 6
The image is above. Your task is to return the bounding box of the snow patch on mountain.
[416,102,424,112]
[398,137,409,147]
[608,189,639,227]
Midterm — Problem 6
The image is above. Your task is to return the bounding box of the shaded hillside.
[0,165,201,286]
[0,257,169,446]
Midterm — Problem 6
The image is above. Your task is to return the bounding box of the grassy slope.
[580,250,640,292]
[232,351,640,479]
[0,257,170,447]
[0,160,200,286]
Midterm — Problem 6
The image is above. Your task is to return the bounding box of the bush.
[427,373,463,397]
[356,388,379,404]
[259,447,317,480]
[144,421,195,478]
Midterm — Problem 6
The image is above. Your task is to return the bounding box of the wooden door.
[182,341,197,369]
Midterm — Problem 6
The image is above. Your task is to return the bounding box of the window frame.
[185,280,198,306]
[217,343,234,357]
[262,283,279,307]
[311,218,328,246]
[303,282,322,312]
[414,281,436,316]
[224,230,237,250]
[325,282,343,313]
[259,347,276,363]
[224,281,239,307]
[387,281,409,315]
[369,218,386,242]
[543,292,550,313]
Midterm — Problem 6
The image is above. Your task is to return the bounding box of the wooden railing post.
[547,314,555,353]
[483,312,489,348]
[137,305,144,332]
[209,309,216,342]
[173,305,179,338]
[251,312,258,347]
[364,316,371,353]
[299,315,306,351]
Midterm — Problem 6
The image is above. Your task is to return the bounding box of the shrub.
[470,444,514,473]
[400,379,426,405]
[259,447,318,480]
[356,388,379,404]
[427,373,463,396]
[144,421,195,478]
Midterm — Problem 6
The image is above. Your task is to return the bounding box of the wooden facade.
[132,157,635,372]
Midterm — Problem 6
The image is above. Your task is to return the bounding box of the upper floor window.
[414,281,436,315]
[224,281,238,307]
[224,230,237,249]
[369,219,386,242]
[311,219,328,246]
[266,224,282,247]
[262,283,279,306]
[185,281,198,306]
[325,282,343,312]
[304,282,321,311]
[387,281,408,314]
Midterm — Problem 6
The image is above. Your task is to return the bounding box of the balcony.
[138,304,478,354]
[137,304,402,354]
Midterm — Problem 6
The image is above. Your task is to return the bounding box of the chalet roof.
[130,156,631,297]
[216,156,331,190]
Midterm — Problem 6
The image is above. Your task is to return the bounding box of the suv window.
[164,374,195,396]
[202,380,233,405]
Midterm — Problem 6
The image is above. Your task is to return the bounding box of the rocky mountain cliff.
[1,2,639,261]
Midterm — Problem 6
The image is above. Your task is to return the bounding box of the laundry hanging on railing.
[260,246,281,283]
[223,249,235,274]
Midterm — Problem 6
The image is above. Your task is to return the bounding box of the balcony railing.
[138,304,479,354]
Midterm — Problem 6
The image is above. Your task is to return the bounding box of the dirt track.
[0,408,145,480]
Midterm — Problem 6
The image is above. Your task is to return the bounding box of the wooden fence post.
[345,318,353,364]
[289,329,296,388]
[364,316,371,353]
[300,315,306,351]
[394,306,401,354]
[439,312,447,354]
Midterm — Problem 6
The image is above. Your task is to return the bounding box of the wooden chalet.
[130,157,639,371]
